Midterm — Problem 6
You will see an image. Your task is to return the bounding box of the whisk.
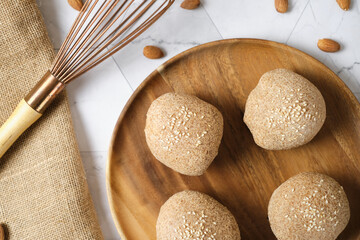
[0,0,174,158]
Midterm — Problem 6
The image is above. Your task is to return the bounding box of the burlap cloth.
[0,0,104,239]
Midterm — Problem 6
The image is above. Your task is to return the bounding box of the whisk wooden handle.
[0,99,42,158]
[0,71,65,159]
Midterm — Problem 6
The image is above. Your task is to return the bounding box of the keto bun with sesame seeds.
[157,190,241,240]
[145,93,223,176]
[268,172,350,240]
[244,68,326,150]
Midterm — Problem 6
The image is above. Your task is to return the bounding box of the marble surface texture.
[35,0,360,239]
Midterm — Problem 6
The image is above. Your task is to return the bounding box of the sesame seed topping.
[288,184,345,233]
[161,106,211,151]
[172,210,217,239]
[264,96,319,135]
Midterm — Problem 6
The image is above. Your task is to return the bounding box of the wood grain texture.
[0,224,4,240]
[107,39,360,240]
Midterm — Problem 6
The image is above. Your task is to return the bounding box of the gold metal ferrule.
[25,71,65,113]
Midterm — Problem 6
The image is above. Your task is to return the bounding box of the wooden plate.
[106,39,360,240]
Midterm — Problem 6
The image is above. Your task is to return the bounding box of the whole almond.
[336,0,350,10]
[181,0,201,10]
[317,39,341,52]
[143,46,164,59]
[0,225,4,240]
[68,0,83,11]
[275,0,288,13]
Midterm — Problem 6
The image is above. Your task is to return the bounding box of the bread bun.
[268,172,350,240]
[145,93,223,176]
[157,190,241,239]
[244,69,326,150]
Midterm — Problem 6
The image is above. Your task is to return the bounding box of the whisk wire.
[57,0,138,82]
[50,0,173,83]
[67,0,171,82]
[55,0,120,80]
[53,0,110,79]
[52,0,96,75]
[64,0,156,81]
[86,1,164,65]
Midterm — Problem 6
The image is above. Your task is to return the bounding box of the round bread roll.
[244,69,326,150]
[145,93,223,176]
[157,190,241,239]
[268,172,350,240]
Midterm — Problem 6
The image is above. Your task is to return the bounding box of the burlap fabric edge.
[0,0,104,239]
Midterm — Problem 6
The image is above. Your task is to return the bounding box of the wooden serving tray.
[107,39,360,240]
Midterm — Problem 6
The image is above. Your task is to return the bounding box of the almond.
[317,39,341,53]
[67,0,83,11]
[181,0,201,10]
[336,0,350,10]
[275,0,288,13]
[143,46,164,59]
[0,225,4,240]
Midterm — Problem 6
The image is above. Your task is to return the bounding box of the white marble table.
[36,1,360,239]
